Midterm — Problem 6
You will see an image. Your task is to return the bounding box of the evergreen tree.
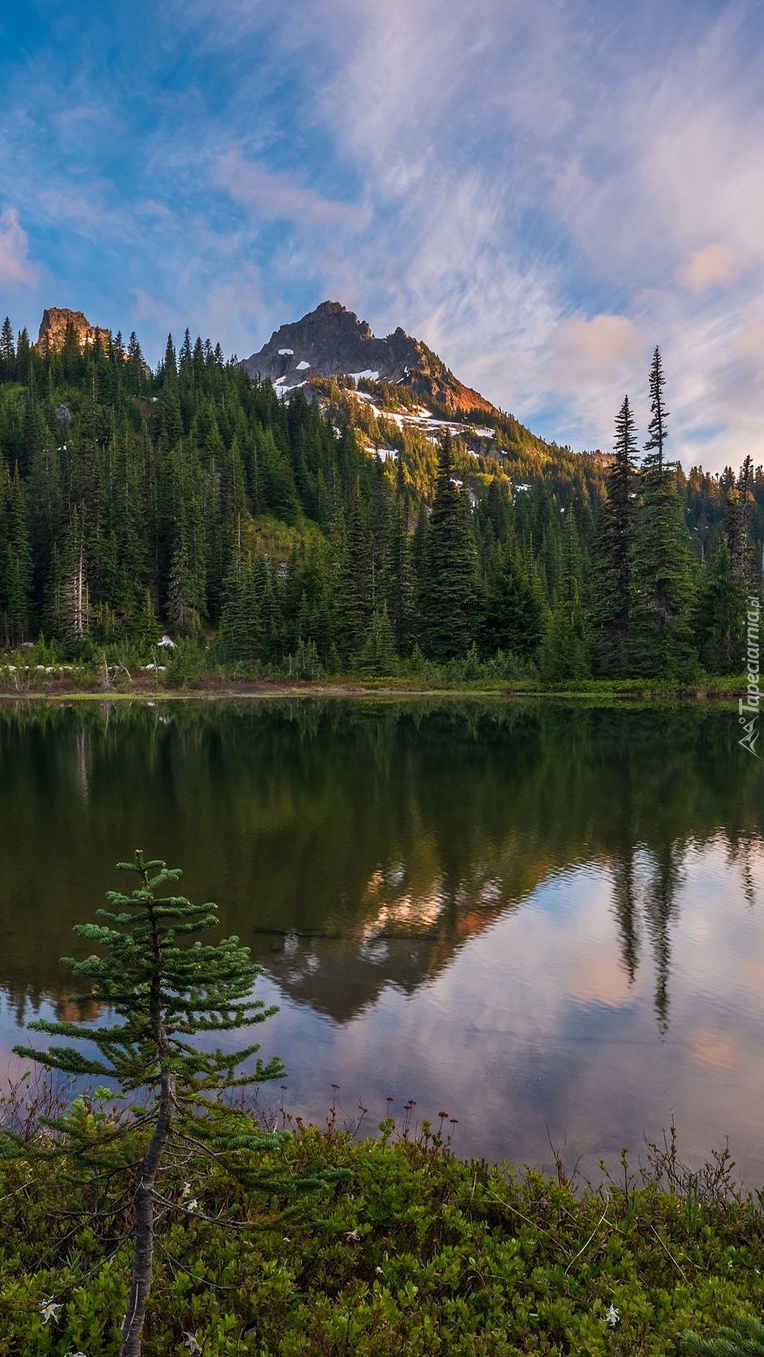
[336,488,372,661]
[2,465,33,645]
[217,528,264,666]
[538,511,591,684]
[417,434,477,660]
[725,455,758,589]
[682,1314,764,1356]
[48,502,90,648]
[0,316,15,379]
[644,345,668,472]
[127,331,146,392]
[162,333,177,381]
[630,352,697,676]
[481,541,545,657]
[15,326,30,379]
[360,602,396,674]
[385,495,413,654]
[692,537,747,673]
[593,397,638,674]
[7,851,298,1357]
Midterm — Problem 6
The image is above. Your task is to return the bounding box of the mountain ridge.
[238,300,500,419]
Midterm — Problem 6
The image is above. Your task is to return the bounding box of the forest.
[0,318,761,683]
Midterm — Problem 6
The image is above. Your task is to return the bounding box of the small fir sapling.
[4,850,336,1357]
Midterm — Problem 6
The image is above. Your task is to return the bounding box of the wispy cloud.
[213,150,369,231]
[0,0,761,471]
[550,315,646,431]
[0,205,38,287]
[677,244,741,293]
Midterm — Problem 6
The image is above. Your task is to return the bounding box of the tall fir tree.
[538,510,591,684]
[417,433,477,661]
[630,350,697,676]
[481,540,545,658]
[692,537,747,673]
[0,316,15,380]
[644,346,668,471]
[725,455,758,590]
[593,397,638,674]
[2,464,33,645]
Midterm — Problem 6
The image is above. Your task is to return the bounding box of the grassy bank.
[0,651,748,705]
[1,1091,762,1355]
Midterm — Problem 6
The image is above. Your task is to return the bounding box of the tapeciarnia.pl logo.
[739,594,761,757]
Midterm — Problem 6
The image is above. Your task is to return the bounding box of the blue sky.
[0,0,762,473]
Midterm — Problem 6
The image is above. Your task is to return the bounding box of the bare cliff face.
[239,301,498,418]
[37,307,111,354]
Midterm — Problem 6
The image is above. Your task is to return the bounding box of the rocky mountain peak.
[37,307,111,355]
[239,301,498,418]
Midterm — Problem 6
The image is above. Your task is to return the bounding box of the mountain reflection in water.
[0,699,762,1177]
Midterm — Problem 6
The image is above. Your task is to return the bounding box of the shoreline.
[0,672,745,704]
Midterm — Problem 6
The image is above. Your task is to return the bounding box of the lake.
[1,698,763,1183]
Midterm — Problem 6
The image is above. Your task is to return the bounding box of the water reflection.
[0,699,762,1175]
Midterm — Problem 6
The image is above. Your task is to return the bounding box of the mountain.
[239,300,499,419]
[37,307,111,355]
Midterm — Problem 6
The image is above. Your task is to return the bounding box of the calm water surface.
[1,699,762,1181]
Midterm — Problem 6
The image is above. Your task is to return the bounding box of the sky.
[0,0,762,474]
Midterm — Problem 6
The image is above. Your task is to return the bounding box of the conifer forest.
[0,319,760,682]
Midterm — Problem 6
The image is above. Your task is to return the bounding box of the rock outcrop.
[37,307,111,355]
[239,301,498,418]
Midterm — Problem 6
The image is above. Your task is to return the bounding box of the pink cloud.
[677,243,740,292]
[552,313,644,379]
[0,206,38,287]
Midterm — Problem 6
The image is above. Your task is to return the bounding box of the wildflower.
[183,1332,203,1354]
[181,1182,191,1198]
[375,1266,384,1275]
[186,1198,198,1212]
[345,1229,361,1242]
[605,1303,620,1327]
[40,1299,62,1325]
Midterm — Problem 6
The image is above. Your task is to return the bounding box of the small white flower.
[40,1299,62,1325]
[183,1332,203,1355]
[375,1265,384,1275]
[181,1181,192,1198]
[605,1303,620,1327]
[186,1198,198,1212]
[345,1229,361,1242]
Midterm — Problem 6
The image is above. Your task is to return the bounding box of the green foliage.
[416,435,479,661]
[13,851,285,1100]
[0,316,761,684]
[164,636,208,687]
[683,1316,764,1355]
[630,351,698,677]
[693,539,748,674]
[593,395,638,675]
[3,851,303,1356]
[2,1101,764,1354]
